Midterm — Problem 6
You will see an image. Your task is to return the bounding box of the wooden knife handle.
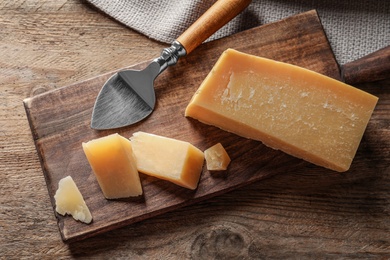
[177,0,252,55]
[341,45,390,85]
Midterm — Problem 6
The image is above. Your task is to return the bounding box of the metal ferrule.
[154,41,187,74]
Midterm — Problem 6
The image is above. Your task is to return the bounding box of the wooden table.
[1,0,389,258]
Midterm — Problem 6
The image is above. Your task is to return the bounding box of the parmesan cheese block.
[54,176,92,224]
[204,143,231,171]
[185,49,378,172]
[82,133,142,199]
[130,132,204,190]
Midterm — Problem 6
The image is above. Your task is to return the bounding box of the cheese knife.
[91,0,252,130]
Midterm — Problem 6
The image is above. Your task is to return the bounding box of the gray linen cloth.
[86,0,389,65]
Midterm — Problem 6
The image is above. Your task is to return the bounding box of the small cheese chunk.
[204,143,231,171]
[185,49,378,172]
[82,133,142,199]
[54,176,92,224]
[130,132,204,190]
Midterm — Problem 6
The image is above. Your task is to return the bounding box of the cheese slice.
[185,49,378,172]
[54,176,92,224]
[130,132,204,190]
[82,133,142,199]
[204,143,231,171]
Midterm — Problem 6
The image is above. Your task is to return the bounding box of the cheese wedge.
[185,49,378,172]
[54,176,92,224]
[130,132,204,190]
[204,143,231,171]
[82,133,142,199]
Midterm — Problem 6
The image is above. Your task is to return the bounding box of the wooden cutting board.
[23,10,384,242]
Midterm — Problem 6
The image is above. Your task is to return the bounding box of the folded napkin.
[86,0,389,65]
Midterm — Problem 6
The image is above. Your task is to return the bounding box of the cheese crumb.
[54,176,92,224]
[204,143,231,171]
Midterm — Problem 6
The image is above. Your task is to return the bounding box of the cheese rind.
[54,176,92,224]
[130,132,204,190]
[204,143,231,171]
[185,49,378,172]
[82,133,142,199]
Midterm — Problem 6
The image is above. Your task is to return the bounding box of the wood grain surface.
[2,0,390,258]
[341,46,390,85]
